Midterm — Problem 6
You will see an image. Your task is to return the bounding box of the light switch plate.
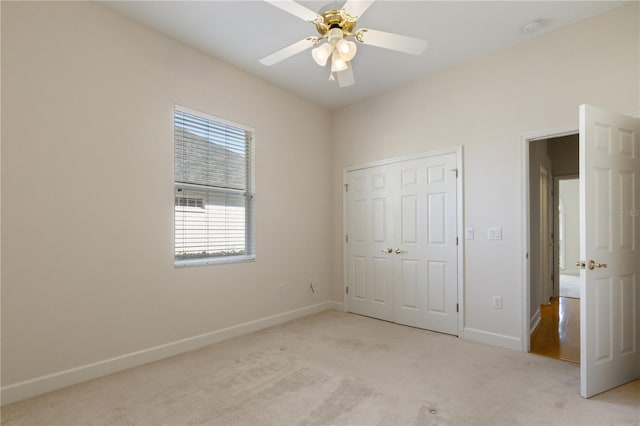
[465,228,474,240]
[487,227,502,240]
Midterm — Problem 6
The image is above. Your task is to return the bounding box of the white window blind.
[174,106,255,266]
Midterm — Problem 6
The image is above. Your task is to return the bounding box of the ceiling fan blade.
[260,37,316,66]
[343,0,375,19]
[264,0,320,22]
[336,63,355,88]
[356,28,428,55]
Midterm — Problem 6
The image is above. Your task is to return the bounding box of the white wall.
[1,1,332,398]
[330,3,639,349]
[559,179,580,276]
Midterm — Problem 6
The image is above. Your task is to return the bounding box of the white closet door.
[393,153,458,334]
[346,165,395,322]
[345,152,459,335]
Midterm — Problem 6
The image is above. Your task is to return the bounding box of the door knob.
[381,248,393,254]
[588,260,607,270]
[395,248,404,254]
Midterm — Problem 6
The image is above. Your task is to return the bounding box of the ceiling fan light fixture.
[312,42,333,66]
[336,39,357,61]
[261,0,429,89]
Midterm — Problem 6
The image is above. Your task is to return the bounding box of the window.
[175,195,204,210]
[174,106,255,266]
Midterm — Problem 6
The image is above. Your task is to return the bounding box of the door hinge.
[344,184,348,192]
[345,235,348,243]
[346,286,349,294]
[452,168,458,178]
[456,303,459,313]
[456,236,459,246]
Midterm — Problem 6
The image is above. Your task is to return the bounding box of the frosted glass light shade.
[331,53,348,72]
[312,43,333,66]
[336,39,357,61]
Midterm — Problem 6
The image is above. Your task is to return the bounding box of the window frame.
[173,105,255,267]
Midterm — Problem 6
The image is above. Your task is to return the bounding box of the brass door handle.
[588,260,607,270]
[381,248,393,254]
[395,248,404,254]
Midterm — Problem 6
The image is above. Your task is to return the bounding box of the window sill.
[175,255,255,268]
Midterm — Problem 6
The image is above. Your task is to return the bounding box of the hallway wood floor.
[530,296,580,363]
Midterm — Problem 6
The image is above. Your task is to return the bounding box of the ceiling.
[100,1,629,109]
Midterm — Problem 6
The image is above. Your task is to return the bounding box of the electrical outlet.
[493,296,503,309]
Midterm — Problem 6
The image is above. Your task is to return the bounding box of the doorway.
[522,106,640,398]
[527,134,580,363]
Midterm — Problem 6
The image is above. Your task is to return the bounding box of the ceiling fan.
[260,0,428,87]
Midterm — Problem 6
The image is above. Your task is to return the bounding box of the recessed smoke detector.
[521,20,543,34]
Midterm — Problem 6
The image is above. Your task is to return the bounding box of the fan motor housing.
[314,10,356,36]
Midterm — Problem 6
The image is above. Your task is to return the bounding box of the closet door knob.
[588,260,607,270]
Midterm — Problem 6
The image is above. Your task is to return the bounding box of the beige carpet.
[1,310,638,425]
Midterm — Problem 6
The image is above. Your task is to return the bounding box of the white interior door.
[394,154,458,334]
[346,165,395,322]
[579,104,640,398]
[345,152,459,335]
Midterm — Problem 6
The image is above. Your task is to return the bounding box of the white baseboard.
[530,309,541,335]
[1,300,342,406]
[332,301,345,311]
[463,327,522,352]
